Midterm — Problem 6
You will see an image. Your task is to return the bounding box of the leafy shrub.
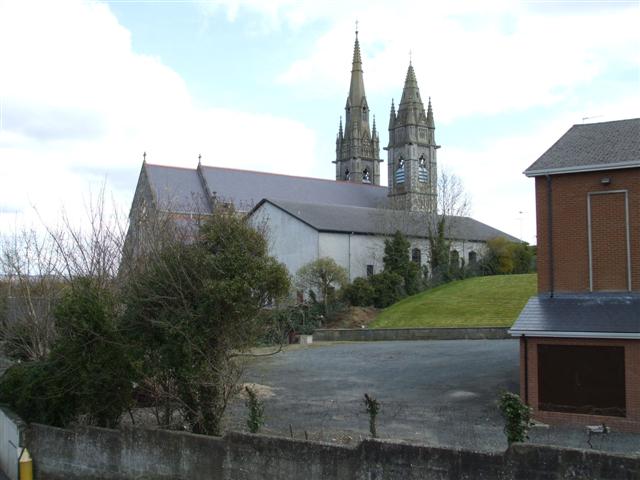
[245,386,265,434]
[0,278,135,429]
[342,277,375,307]
[499,391,532,445]
[369,272,404,308]
[0,362,77,427]
[363,393,381,438]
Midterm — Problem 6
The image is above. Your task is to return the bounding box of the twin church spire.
[335,30,381,186]
[334,30,438,213]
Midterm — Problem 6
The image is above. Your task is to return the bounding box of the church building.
[126,32,517,280]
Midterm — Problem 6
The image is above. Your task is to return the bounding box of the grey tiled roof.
[145,163,389,213]
[259,199,519,242]
[145,164,210,214]
[198,165,389,210]
[525,118,640,176]
[510,294,640,338]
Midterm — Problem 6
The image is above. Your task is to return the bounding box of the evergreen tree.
[383,231,421,295]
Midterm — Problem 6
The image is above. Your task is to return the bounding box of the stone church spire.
[387,62,438,213]
[334,29,383,185]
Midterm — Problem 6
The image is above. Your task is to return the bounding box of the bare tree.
[46,184,128,287]
[428,169,471,282]
[0,183,129,360]
[436,168,471,223]
[0,229,61,360]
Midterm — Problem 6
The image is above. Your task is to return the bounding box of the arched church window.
[412,248,421,264]
[395,157,405,184]
[418,155,428,183]
[468,251,477,265]
[344,169,350,181]
[362,168,371,184]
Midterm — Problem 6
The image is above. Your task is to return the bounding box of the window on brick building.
[411,248,421,264]
[538,344,626,417]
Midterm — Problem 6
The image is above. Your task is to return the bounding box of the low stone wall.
[24,423,640,480]
[313,327,511,342]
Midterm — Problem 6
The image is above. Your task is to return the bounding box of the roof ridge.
[199,164,389,189]
[572,117,640,127]
[145,162,197,172]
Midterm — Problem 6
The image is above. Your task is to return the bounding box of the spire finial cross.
[409,49,412,65]
[143,151,146,161]
[198,153,202,162]
[355,19,359,36]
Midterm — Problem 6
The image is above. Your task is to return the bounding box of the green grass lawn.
[371,274,537,329]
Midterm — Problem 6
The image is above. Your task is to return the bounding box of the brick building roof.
[510,294,640,338]
[525,118,640,176]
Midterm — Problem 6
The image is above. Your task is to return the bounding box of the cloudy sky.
[1,0,639,243]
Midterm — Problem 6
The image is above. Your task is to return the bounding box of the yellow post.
[19,448,33,480]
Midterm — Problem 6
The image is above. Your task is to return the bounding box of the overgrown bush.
[0,361,76,427]
[245,386,265,434]
[363,393,380,438]
[481,238,536,276]
[341,277,375,307]
[0,278,135,428]
[369,272,404,308]
[123,212,290,435]
[499,391,532,445]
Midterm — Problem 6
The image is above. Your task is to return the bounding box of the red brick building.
[510,118,640,432]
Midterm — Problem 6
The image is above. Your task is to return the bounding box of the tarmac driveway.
[228,339,640,456]
[230,340,518,451]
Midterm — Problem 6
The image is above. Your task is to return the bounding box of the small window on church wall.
[412,248,421,264]
[395,158,405,184]
[366,265,374,277]
[362,168,371,184]
[468,251,477,265]
[344,169,350,181]
[418,155,428,183]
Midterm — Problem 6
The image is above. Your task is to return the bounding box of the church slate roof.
[144,164,210,214]
[509,294,640,339]
[144,163,389,213]
[255,199,519,242]
[525,118,640,177]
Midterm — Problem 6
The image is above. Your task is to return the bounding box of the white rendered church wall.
[347,234,386,281]
[318,232,351,277]
[249,203,319,278]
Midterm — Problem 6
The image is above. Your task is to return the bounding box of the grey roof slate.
[258,199,519,242]
[198,165,389,210]
[145,164,210,214]
[510,294,640,338]
[525,118,640,176]
[145,163,389,213]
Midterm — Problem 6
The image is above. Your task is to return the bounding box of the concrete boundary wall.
[0,407,27,480]
[313,327,511,342]
[25,423,640,480]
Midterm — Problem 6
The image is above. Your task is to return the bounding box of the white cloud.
[271,1,639,122]
[199,0,639,244]
[0,0,317,232]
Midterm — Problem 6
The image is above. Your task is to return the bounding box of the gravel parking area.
[228,340,640,457]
